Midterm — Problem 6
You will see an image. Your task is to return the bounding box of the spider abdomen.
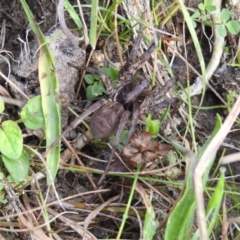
[90,102,124,139]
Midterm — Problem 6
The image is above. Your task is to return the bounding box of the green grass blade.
[90,0,98,48]
[192,167,225,239]
[143,196,159,240]
[20,0,61,184]
[165,162,196,240]
[116,166,140,239]
[179,0,206,85]
[64,0,83,29]
[205,167,226,235]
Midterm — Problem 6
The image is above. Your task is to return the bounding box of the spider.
[50,24,177,183]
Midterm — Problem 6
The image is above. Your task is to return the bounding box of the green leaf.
[0,99,4,113]
[220,8,230,23]
[90,0,98,48]
[92,82,103,96]
[143,200,158,240]
[100,67,118,80]
[21,95,45,130]
[206,168,225,234]
[191,11,200,20]
[167,150,177,164]
[0,183,4,191]
[98,83,107,94]
[191,19,197,28]
[2,149,29,182]
[84,74,95,84]
[165,167,196,240]
[198,3,205,11]
[218,25,227,37]
[226,90,236,112]
[204,0,212,7]
[86,86,95,100]
[86,84,103,100]
[192,167,225,239]
[146,117,160,138]
[64,0,83,29]
[226,20,240,35]
[202,14,210,21]
[205,5,216,12]
[20,0,61,184]
[0,120,23,160]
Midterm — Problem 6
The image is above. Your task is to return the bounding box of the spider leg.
[126,103,140,145]
[97,110,130,186]
[68,62,113,95]
[148,77,178,104]
[142,77,178,112]
[150,97,179,111]
[128,41,157,76]
[128,23,144,63]
[119,24,144,78]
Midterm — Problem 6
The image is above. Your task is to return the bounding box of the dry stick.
[0,188,109,223]
[0,96,23,106]
[0,19,6,49]
[76,0,89,46]
[48,207,97,240]
[83,195,120,238]
[194,95,240,239]
[0,71,29,100]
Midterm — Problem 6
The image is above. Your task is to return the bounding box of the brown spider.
[69,25,177,140]
[50,25,177,184]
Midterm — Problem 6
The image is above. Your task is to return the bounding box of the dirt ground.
[0,0,240,239]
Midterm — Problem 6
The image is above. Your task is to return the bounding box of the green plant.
[190,2,216,28]
[226,90,237,112]
[146,105,171,138]
[191,3,240,37]
[146,114,160,138]
[0,101,28,182]
[218,8,240,37]
[21,95,45,130]
[0,95,45,183]
[84,66,118,100]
